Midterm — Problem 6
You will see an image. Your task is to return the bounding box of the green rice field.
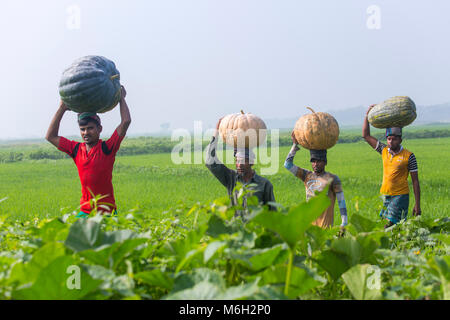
[0,136,448,224]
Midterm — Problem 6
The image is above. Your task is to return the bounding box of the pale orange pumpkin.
[293,107,339,150]
[219,110,267,148]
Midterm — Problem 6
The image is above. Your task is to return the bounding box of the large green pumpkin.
[368,96,416,128]
[59,56,121,113]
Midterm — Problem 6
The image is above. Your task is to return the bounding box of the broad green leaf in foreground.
[341,264,382,300]
[12,255,102,300]
[350,214,378,233]
[8,242,66,285]
[158,224,207,265]
[37,218,69,243]
[134,269,174,290]
[82,263,136,298]
[427,256,450,300]
[204,241,227,264]
[164,278,260,300]
[171,268,224,293]
[164,281,222,300]
[315,236,381,280]
[304,225,333,252]
[65,217,144,258]
[251,186,331,249]
[206,214,235,237]
[315,250,352,280]
[79,238,147,269]
[258,264,324,298]
[64,217,103,252]
[231,244,286,272]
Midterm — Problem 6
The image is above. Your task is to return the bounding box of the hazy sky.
[1,0,449,139]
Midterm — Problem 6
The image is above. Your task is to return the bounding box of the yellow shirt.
[380,146,412,196]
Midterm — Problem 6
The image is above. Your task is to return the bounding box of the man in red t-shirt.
[46,86,131,216]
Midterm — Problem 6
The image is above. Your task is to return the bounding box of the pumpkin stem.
[306,107,316,113]
[110,74,119,80]
[240,110,245,114]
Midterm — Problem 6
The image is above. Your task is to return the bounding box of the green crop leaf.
[356,233,385,263]
[315,238,366,280]
[315,250,352,280]
[134,269,174,290]
[64,217,102,252]
[79,238,147,269]
[251,186,331,249]
[82,264,116,285]
[231,244,286,272]
[171,268,225,293]
[218,279,260,300]
[331,238,363,266]
[159,224,207,265]
[37,218,69,243]
[204,241,227,263]
[8,242,66,285]
[247,245,285,272]
[206,214,235,238]
[341,264,382,300]
[305,225,332,252]
[248,285,288,299]
[164,270,260,300]
[350,214,378,233]
[258,264,323,298]
[427,256,450,299]
[101,229,138,244]
[65,216,144,258]
[165,281,222,299]
[430,233,450,246]
[12,255,102,300]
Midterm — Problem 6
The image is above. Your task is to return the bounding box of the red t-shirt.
[58,130,124,214]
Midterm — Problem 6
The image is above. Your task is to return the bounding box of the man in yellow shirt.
[363,105,421,228]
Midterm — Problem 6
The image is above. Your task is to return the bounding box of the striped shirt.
[284,144,348,228]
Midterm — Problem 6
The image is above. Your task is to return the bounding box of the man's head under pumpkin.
[234,148,255,177]
[78,112,102,146]
[385,127,402,152]
[310,149,327,174]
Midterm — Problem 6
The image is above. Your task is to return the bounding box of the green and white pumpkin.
[59,56,121,113]
[368,96,417,128]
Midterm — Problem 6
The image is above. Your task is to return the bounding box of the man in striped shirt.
[363,105,421,228]
[284,133,348,230]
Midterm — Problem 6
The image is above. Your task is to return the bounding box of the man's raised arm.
[362,104,378,149]
[116,86,131,137]
[205,118,235,188]
[45,101,69,148]
[284,132,304,178]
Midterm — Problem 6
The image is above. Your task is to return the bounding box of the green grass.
[0,137,448,223]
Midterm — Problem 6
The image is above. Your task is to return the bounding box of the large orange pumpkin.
[293,107,339,150]
[219,110,267,148]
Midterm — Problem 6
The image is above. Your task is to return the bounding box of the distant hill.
[265,103,450,129]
